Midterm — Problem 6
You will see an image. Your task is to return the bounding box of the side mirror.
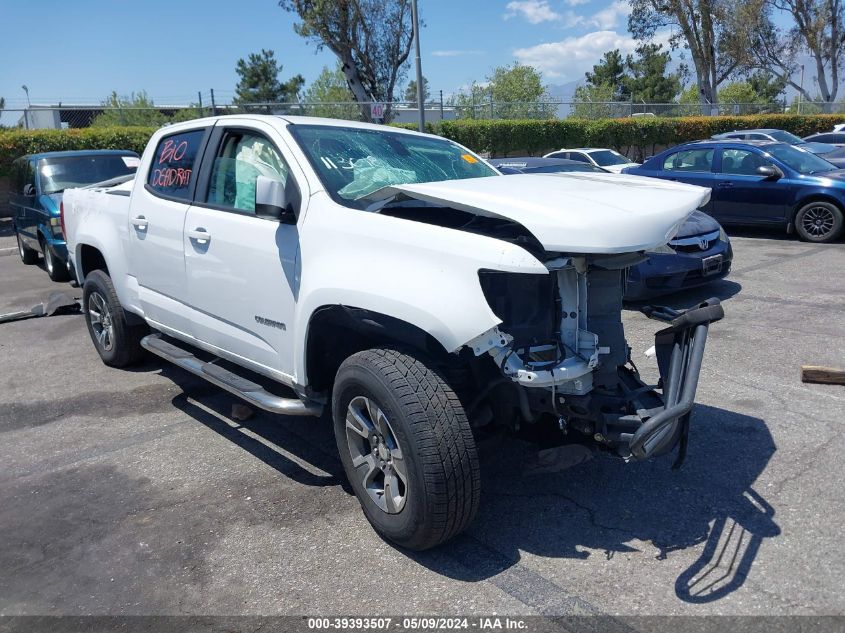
[23,183,36,197]
[255,175,296,223]
[757,165,783,180]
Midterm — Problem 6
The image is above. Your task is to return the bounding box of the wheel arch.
[303,305,453,394]
[76,242,110,279]
[791,194,844,223]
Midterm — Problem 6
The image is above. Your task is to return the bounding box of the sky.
[0,0,651,109]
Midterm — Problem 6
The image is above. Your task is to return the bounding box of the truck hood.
[365,173,711,254]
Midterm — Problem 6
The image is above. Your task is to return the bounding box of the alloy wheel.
[44,246,53,274]
[345,395,408,514]
[801,205,836,238]
[87,292,115,352]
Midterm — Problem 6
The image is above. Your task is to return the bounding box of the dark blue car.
[623,140,845,243]
[491,157,733,300]
[10,150,139,281]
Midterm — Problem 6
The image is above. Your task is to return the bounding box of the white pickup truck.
[63,115,723,550]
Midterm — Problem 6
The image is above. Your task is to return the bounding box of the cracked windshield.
[290,124,497,208]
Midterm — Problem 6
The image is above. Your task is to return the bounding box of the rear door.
[713,147,789,224]
[654,147,716,205]
[11,159,39,247]
[129,127,211,336]
[183,121,305,379]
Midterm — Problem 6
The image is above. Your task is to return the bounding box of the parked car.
[818,146,845,169]
[711,129,836,155]
[10,150,140,280]
[803,131,845,146]
[62,115,722,550]
[492,158,733,299]
[542,147,639,173]
[489,157,608,174]
[623,139,845,242]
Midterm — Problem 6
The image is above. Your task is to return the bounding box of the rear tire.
[82,269,146,367]
[795,201,843,243]
[332,348,481,551]
[43,241,70,282]
[17,233,38,265]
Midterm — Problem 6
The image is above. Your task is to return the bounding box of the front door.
[713,148,789,224]
[184,125,302,379]
[129,127,210,336]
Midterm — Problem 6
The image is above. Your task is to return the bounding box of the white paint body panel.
[64,114,709,390]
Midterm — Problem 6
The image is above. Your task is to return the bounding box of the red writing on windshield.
[151,168,192,188]
[158,139,189,165]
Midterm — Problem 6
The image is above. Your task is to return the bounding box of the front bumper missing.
[621,297,724,465]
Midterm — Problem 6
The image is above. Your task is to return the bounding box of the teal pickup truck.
[10,150,139,281]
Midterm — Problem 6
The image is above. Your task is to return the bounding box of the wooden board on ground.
[801,365,845,385]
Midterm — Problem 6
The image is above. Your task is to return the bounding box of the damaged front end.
[467,253,723,466]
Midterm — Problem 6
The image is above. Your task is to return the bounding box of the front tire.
[795,201,843,243]
[43,241,70,282]
[82,269,146,367]
[332,348,481,551]
[17,233,38,265]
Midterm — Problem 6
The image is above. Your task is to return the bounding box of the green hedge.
[3,114,844,177]
[0,127,156,176]
[397,114,845,159]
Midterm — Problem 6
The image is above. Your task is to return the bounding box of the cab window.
[206,130,292,213]
[147,129,206,200]
[663,148,714,172]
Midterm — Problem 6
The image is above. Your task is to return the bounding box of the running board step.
[141,334,322,417]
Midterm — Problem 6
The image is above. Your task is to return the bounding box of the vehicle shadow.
[0,217,14,238]
[410,404,779,605]
[150,360,777,606]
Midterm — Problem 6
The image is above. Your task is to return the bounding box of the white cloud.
[431,50,485,57]
[514,30,640,79]
[564,0,590,5]
[504,1,562,24]
[514,29,673,79]
[587,1,632,29]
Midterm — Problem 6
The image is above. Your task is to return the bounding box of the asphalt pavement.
[0,224,843,619]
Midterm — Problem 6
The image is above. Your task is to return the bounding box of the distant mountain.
[545,80,582,102]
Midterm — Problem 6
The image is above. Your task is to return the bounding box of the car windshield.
[38,154,138,194]
[588,149,630,166]
[767,130,805,144]
[524,164,606,174]
[288,124,497,208]
[764,144,836,174]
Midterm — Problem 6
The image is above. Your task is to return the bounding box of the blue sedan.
[491,157,733,300]
[623,140,845,242]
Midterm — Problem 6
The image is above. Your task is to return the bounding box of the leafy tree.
[170,105,208,123]
[629,0,743,105]
[488,62,556,119]
[449,82,493,119]
[279,0,415,122]
[747,71,786,105]
[571,83,617,119]
[403,77,430,103]
[624,44,681,103]
[91,91,168,127]
[729,0,844,106]
[303,64,360,119]
[585,50,629,100]
[234,49,304,107]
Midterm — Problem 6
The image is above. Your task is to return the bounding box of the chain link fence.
[3,100,845,129]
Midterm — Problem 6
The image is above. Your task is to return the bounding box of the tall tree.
[488,62,555,119]
[585,50,629,100]
[629,0,741,106]
[234,49,304,106]
[303,64,360,119]
[624,43,682,103]
[404,77,430,103]
[730,0,845,105]
[278,0,414,121]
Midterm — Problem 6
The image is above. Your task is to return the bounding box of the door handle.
[716,182,734,188]
[188,228,211,245]
[131,215,148,231]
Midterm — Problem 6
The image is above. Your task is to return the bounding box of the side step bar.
[141,334,322,417]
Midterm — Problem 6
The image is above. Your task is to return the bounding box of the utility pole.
[210,89,217,116]
[798,65,805,115]
[21,84,30,130]
[411,0,425,132]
